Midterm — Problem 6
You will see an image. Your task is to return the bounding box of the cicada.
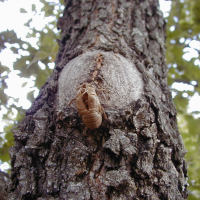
[69,82,106,129]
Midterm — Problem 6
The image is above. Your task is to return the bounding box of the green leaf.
[0,89,8,105]
[50,43,59,62]
[24,19,32,27]
[0,30,22,52]
[0,64,10,74]
[35,70,48,88]
[27,51,48,69]
[27,90,35,102]
[32,4,36,12]
[21,82,27,87]
[20,8,28,13]
[0,124,14,163]
[10,46,18,54]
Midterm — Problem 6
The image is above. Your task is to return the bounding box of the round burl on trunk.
[58,51,143,110]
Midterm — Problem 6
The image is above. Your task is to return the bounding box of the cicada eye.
[82,83,87,88]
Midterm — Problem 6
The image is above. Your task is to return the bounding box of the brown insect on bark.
[69,82,107,129]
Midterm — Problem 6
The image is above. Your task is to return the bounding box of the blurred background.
[0,0,199,199]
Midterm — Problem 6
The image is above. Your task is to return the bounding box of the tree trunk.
[0,170,8,200]
[7,0,188,199]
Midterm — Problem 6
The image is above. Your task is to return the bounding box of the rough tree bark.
[0,170,8,200]
[7,0,188,199]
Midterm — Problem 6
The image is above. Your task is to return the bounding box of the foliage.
[166,0,200,199]
[0,0,200,198]
[0,0,64,170]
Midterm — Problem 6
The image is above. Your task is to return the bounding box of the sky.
[0,0,200,171]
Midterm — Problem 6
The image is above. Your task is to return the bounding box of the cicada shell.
[69,82,106,129]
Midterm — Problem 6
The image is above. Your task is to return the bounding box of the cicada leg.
[69,98,76,106]
[101,107,107,120]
